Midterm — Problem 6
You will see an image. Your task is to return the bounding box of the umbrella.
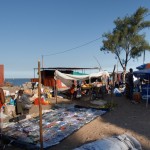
[133,69,150,108]
[136,63,150,70]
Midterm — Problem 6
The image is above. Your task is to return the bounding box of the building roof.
[34,67,99,71]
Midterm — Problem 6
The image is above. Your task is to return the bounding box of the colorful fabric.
[2,104,107,149]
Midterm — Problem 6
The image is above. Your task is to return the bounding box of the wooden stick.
[111,65,116,107]
[38,60,43,149]
[55,80,58,104]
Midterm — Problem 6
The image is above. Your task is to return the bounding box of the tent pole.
[55,80,58,104]
[38,60,43,150]
[146,79,149,108]
[111,65,116,107]
[89,78,92,100]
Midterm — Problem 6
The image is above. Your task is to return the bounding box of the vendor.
[16,89,32,115]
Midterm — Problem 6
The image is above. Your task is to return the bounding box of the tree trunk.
[122,67,126,84]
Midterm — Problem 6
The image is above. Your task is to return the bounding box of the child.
[9,93,16,106]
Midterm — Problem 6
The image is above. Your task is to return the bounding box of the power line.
[42,11,150,62]
[43,36,103,57]
[42,12,150,57]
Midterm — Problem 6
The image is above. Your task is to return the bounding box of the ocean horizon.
[5,78,31,86]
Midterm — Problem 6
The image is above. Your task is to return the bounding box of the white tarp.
[74,134,142,150]
[54,70,109,87]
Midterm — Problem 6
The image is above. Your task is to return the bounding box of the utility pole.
[143,51,145,64]
[41,55,44,68]
[38,60,43,150]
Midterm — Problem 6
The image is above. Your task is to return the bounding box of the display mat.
[2,104,107,149]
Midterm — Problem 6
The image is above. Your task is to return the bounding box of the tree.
[100,7,150,76]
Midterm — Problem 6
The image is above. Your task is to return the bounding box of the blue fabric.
[9,98,16,106]
[133,69,150,79]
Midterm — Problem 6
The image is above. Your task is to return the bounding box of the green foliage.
[100,7,150,70]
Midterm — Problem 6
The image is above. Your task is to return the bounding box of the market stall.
[133,68,150,107]
[54,70,109,100]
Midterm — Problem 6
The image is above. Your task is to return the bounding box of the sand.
[48,95,150,150]
[1,88,150,150]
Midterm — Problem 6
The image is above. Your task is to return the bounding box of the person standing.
[128,68,134,102]
[9,93,16,106]
[0,88,5,109]
[16,90,32,115]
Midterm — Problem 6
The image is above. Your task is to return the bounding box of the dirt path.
[48,95,150,150]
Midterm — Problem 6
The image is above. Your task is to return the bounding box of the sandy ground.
[1,88,150,150]
[47,95,150,150]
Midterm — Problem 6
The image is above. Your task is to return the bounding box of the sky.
[0,0,150,78]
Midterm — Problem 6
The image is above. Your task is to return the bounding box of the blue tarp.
[133,69,150,79]
[136,63,150,70]
[133,69,150,106]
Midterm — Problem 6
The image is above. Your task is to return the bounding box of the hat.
[10,93,15,96]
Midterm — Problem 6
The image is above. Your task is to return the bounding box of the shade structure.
[133,69,150,80]
[136,63,150,70]
[133,69,150,108]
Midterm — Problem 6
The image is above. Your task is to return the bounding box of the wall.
[0,65,4,86]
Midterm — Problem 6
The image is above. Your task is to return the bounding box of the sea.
[5,78,31,86]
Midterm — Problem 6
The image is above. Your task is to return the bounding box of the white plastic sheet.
[74,134,142,150]
[54,70,109,87]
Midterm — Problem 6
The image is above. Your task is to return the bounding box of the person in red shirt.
[0,88,5,109]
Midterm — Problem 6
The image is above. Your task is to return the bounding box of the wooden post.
[55,80,58,104]
[111,65,116,107]
[112,65,116,89]
[38,60,43,150]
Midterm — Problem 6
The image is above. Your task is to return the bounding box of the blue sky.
[0,0,150,78]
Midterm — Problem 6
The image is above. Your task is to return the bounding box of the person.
[16,89,32,115]
[81,80,88,95]
[76,80,82,98]
[8,93,16,106]
[0,88,5,109]
[31,82,36,90]
[134,78,142,92]
[70,80,75,100]
[128,68,134,102]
